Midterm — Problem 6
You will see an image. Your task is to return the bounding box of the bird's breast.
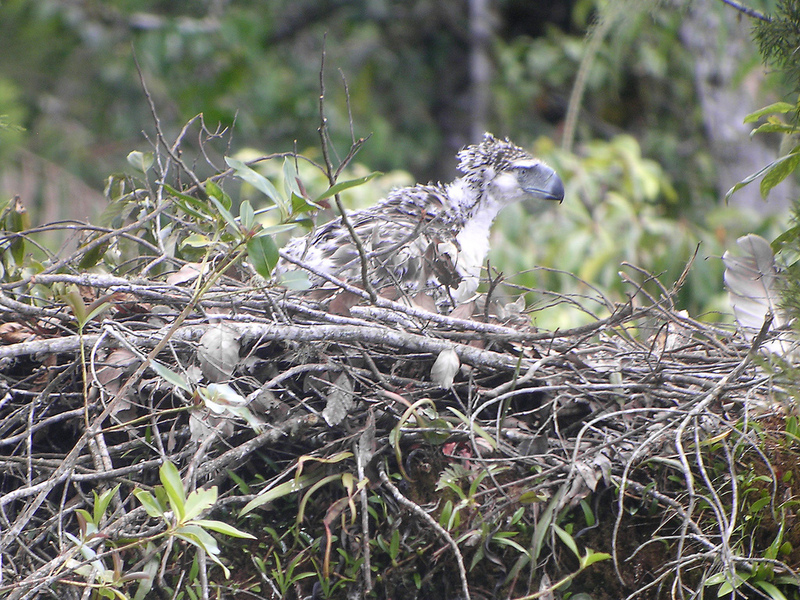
[454,204,498,278]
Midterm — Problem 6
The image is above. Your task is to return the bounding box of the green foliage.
[755,1,800,115]
[64,462,254,598]
[492,135,754,328]
[726,103,800,202]
[0,123,385,297]
[133,461,255,579]
[694,415,800,600]
[494,2,717,213]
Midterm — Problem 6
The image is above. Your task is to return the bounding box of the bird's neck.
[448,180,506,284]
[445,178,504,226]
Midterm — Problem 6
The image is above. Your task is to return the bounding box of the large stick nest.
[0,109,793,598]
[0,251,789,599]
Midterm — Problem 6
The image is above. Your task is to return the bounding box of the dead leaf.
[166,262,207,286]
[329,291,360,316]
[0,322,37,344]
[411,291,437,313]
[93,348,141,421]
[322,372,355,426]
[198,322,240,382]
[248,388,290,422]
[448,301,475,320]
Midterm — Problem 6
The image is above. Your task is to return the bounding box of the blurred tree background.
[0,0,794,324]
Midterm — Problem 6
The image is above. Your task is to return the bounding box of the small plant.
[133,460,255,578]
[65,484,152,600]
[64,462,255,599]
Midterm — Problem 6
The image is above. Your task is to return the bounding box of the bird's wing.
[289,186,460,296]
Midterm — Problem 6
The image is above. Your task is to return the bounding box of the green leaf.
[164,184,216,222]
[297,474,342,524]
[754,581,789,600]
[6,196,30,233]
[240,473,320,516]
[159,461,186,521]
[389,528,400,561]
[518,490,547,503]
[580,549,611,567]
[225,157,288,219]
[422,417,451,445]
[133,490,165,519]
[247,234,279,278]
[725,151,800,202]
[207,193,241,238]
[291,192,322,214]
[765,521,786,563]
[704,571,727,586]
[127,151,154,173]
[710,571,748,596]
[182,487,217,522]
[278,270,311,290]
[744,102,796,123]
[761,150,800,197]
[175,524,229,578]
[93,484,121,525]
[150,361,192,393]
[772,225,800,249]
[175,524,221,555]
[78,240,110,269]
[492,535,530,556]
[192,518,256,539]
[205,179,232,210]
[439,500,453,528]
[75,508,93,525]
[84,301,112,326]
[749,496,771,514]
[181,234,213,249]
[282,157,304,201]
[60,285,87,326]
[226,470,250,494]
[750,122,798,135]
[579,498,595,527]
[531,487,564,561]
[314,172,381,203]
[553,523,580,558]
[75,509,97,538]
[239,199,255,230]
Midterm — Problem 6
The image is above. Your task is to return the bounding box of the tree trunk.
[679,0,795,214]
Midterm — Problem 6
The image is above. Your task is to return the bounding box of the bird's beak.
[527,164,565,203]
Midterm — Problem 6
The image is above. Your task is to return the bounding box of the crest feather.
[456,133,534,176]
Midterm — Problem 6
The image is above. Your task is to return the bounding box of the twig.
[379,467,471,600]
[718,0,771,21]
[316,37,377,302]
[562,4,618,152]
[133,51,207,197]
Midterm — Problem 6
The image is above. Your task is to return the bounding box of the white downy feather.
[722,233,794,356]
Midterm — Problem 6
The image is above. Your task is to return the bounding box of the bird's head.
[456,133,564,208]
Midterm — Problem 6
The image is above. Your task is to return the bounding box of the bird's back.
[279,182,465,308]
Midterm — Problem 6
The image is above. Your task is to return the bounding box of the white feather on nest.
[722,233,795,357]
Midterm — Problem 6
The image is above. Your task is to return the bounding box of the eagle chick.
[276,133,564,313]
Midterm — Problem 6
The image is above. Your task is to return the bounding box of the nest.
[0,260,786,600]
